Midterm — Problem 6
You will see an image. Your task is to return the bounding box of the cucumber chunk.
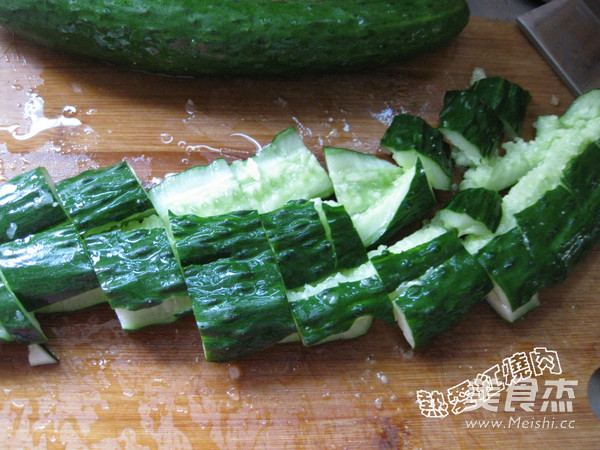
[324,147,435,247]
[380,113,453,190]
[286,261,392,347]
[439,89,504,167]
[147,158,251,224]
[28,343,59,366]
[0,167,69,244]
[230,127,333,214]
[260,199,336,290]
[114,296,192,332]
[56,161,155,235]
[0,224,99,312]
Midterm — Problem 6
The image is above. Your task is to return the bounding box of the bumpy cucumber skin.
[56,162,154,235]
[0,274,46,344]
[443,187,502,233]
[0,167,69,244]
[261,200,336,290]
[85,228,187,311]
[0,225,99,312]
[0,0,470,77]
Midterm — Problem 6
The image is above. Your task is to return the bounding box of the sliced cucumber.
[0,167,69,244]
[380,113,452,190]
[324,147,435,247]
[468,76,531,139]
[286,261,392,347]
[230,127,333,213]
[432,187,502,236]
[0,270,46,343]
[28,343,59,366]
[56,161,155,236]
[439,89,504,167]
[114,295,192,332]
[0,224,99,312]
[35,287,107,314]
[147,158,251,224]
[260,199,336,290]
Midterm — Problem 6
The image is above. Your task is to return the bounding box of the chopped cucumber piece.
[0,224,99,312]
[0,323,11,342]
[85,228,188,313]
[311,199,368,270]
[0,167,69,244]
[439,89,504,167]
[114,295,192,332]
[468,76,531,138]
[286,261,392,347]
[432,187,502,236]
[390,246,492,348]
[28,343,59,366]
[35,287,107,314]
[0,270,46,343]
[325,146,435,247]
[230,127,333,213]
[147,158,251,224]
[261,199,335,290]
[56,161,155,236]
[380,113,452,190]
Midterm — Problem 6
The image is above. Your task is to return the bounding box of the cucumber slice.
[324,147,435,247]
[286,261,392,347]
[0,224,99,312]
[439,89,504,167]
[85,227,188,312]
[56,161,155,236]
[380,113,452,190]
[0,270,46,343]
[114,295,192,332]
[0,323,11,342]
[461,89,600,191]
[28,343,59,366]
[390,246,492,348]
[147,158,251,224]
[432,187,502,236]
[311,199,368,270]
[230,127,333,213]
[0,167,69,244]
[468,76,531,139]
[260,199,336,290]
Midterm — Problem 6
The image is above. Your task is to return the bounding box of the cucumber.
[432,187,502,236]
[0,270,47,344]
[56,161,155,236]
[230,127,333,213]
[147,158,251,225]
[439,89,505,167]
[0,0,470,77]
[0,167,69,244]
[286,261,392,347]
[380,113,453,190]
[28,343,59,366]
[324,147,435,247]
[0,224,99,312]
[260,200,336,290]
[114,295,192,332]
[461,89,600,191]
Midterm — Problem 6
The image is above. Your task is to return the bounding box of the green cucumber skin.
[85,228,187,311]
[320,202,368,271]
[261,200,336,290]
[0,225,99,312]
[375,159,436,247]
[443,187,503,233]
[56,162,154,235]
[0,167,69,244]
[290,274,391,347]
[372,230,464,292]
[185,254,295,363]
[0,0,470,77]
[469,76,531,138]
[380,113,452,179]
[0,275,46,344]
[170,210,268,267]
[393,246,491,348]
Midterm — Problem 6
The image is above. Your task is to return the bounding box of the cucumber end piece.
[28,343,59,367]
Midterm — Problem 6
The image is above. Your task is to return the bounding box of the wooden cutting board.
[1,17,598,448]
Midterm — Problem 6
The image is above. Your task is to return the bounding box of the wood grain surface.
[1,17,598,448]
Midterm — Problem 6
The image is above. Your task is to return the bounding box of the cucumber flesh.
[231,127,333,213]
[115,295,192,332]
[35,287,107,314]
[28,343,59,366]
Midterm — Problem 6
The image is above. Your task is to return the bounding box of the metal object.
[517,0,600,96]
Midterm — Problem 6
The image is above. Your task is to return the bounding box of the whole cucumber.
[0,0,470,76]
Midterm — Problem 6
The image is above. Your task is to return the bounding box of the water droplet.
[185,99,196,115]
[160,133,173,144]
[62,105,77,117]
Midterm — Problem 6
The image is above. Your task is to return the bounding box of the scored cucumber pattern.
[1,80,599,365]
